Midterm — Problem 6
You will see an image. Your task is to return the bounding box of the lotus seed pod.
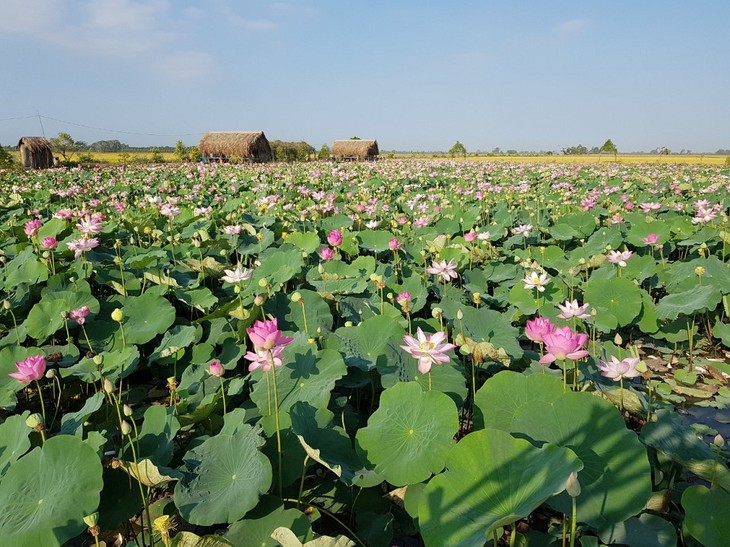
[26,412,45,429]
[93,354,104,365]
[257,278,268,288]
[344,321,353,327]
[111,308,124,322]
[291,292,302,303]
[432,307,443,319]
[83,513,99,527]
[45,369,56,379]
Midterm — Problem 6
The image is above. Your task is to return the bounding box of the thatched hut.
[17,137,54,169]
[198,131,272,163]
[332,139,379,161]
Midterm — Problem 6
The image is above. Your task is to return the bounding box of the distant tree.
[318,143,330,160]
[188,146,202,162]
[350,136,361,140]
[0,145,14,169]
[174,140,188,162]
[150,148,164,163]
[562,145,588,155]
[90,140,125,153]
[449,140,467,158]
[657,146,670,155]
[50,132,82,162]
[600,139,618,160]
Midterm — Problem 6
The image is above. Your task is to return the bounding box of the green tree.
[150,148,164,163]
[449,140,467,158]
[318,143,330,160]
[562,144,588,155]
[174,140,188,162]
[0,145,14,169]
[600,139,618,160]
[50,132,80,162]
[188,146,202,162]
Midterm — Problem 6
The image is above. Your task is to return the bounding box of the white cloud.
[555,18,591,34]
[158,51,217,81]
[0,0,64,33]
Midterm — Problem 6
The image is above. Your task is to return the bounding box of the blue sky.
[2,1,728,152]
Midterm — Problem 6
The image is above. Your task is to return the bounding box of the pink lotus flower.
[396,292,411,306]
[208,360,224,377]
[513,224,533,237]
[246,318,293,352]
[318,246,335,261]
[24,219,42,237]
[42,237,58,250]
[69,305,91,326]
[401,328,456,374]
[76,216,103,236]
[388,238,401,251]
[9,355,46,384]
[607,250,632,267]
[66,237,99,258]
[557,300,591,320]
[426,259,459,282]
[539,326,589,364]
[463,230,477,242]
[597,356,641,381]
[244,345,286,372]
[525,317,554,343]
[642,233,659,246]
[327,229,343,247]
[222,224,242,235]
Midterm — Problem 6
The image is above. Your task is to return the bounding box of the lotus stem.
[271,356,283,498]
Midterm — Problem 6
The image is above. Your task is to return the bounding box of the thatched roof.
[332,139,379,159]
[17,137,53,169]
[198,131,272,162]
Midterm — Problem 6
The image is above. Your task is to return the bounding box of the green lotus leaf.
[3,247,48,291]
[172,532,235,547]
[0,411,30,476]
[457,307,524,361]
[626,219,670,247]
[356,381,459,486]
[549,222,581,241]
[0,435,104,546]
[60,391,104,436]
[584,226,624,256]
[61,346,139,386]
[682,486,730,546]
[622,253,657,283]
[598,513,677,546]
[173,287,218,312]
[507,275,567,317]
[356,229,397,252]
[245,245,303,294]
[266,289,333,338]
[584,276,643,331]
[174,424,272,526]
[661,256,730,294]
[37,218,67,240]
[654,284,723,321]
[116,291,176,345]
[328,315,404,371]
[418,428,582,545]
[475,371,652,528]
[285,231,322,254]
[225,495,312,547]
[250,345,347,431]
[23,286,99,342]
[713,320,730,348]
[149,325,201,364]
[305,256,376,295]
[558,212,598,238]
[137,404,181,465]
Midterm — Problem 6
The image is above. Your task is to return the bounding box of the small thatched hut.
[198,132,272,163]
[17,137,54,169]
[332,139,379,161]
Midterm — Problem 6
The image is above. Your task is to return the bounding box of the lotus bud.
[26,412,45,429]
[45,369,56,379]
[123,404,133,417]
[42,251,50,259]
[111,308,124,322]
[120,420,132,436]
[103,378,114,394]
[472,292,481,305]
[456,309,464,320]
[291,292,302,303]
[344,321,353,327]
[233,285,241,294]
[714,434,725,448]
[254,295,265,307]
[614,332,623,346]
[83,513,99,527]
[2,300,10,310]
[308,338,316,344]
[566,472,581,498]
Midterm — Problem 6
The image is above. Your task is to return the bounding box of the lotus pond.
[0,159,729,547]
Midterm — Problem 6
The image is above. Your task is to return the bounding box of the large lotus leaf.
[356,230,397,253]
[328,315,404,371]
[266,289,333,338]
[626,219,670,248]
[173,286,218,312]
[622,253,658,283]
[661,256,730,294]
[149,325,201,364]
[714,320,730,348]
[640,409,730,492]
[584,276,643,331]
[0,411,30,476]
[584,226,624,256]
[682,485,730,546]
[117,291,176,344]
[3,247,48,290]
[24,287,99,341]
[172,532,235,547]
[418,428,582,545]
[60,391,104,436]
[356,382,458,486]
[290,403,368,486]
[392,273,429,314]
[225,495,312,547]
[174,424,272,526]
[37,218,67,240]
[246,245,304,293]
[637,288,660,335]
[137,404,181,465]
[458,307,524,361]
[507,275,567,317]
[250,344,347,431]
[558,212,598,238]
[0,435,104,546]
[475,371,652,528]
[285,231,322,254]
[598,513,677,546]
[654,284,723,321]
[378,335,468,408]
[528,245,569,272]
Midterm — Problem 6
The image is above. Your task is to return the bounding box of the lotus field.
[1,159,730,547]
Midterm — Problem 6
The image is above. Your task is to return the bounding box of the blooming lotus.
[9,355,47,384]
[513,224,532,237]
[69,305,91,325]
[318,246,335,261]
[642,233,659,246]
[597,356,642,381]
[327,229,343,247]
[426,259,459,282]
[66,237,99,258]
[539,326,589,364]
[388,238,401,251]
[222,224,242,235]
[607,250,632,267]
[246,318,293,352]
[557,299,591,320]
[221,265,252,284]
[42,237,58,250]
[24,219,42,237]
[523,270,550,292]
[401,328,456,374]
[525,317,554,343]
[244,345,286,372]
